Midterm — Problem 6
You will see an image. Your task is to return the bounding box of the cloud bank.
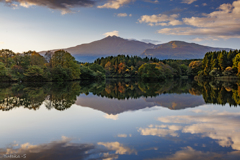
[158,0,240,39]
[0,0,95,14]
[138,14,182,26]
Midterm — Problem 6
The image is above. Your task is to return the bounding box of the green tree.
[188,61,202,76]
[0,62,7,76]
[138,63,165,81]
[51,50,80,80]
[24,65,45,82]
[218,51,227,71]
[30,51,46,66]
[0,49,15,67]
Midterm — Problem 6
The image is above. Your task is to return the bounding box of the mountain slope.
[67,36,156,55]
[40,36,157,62]
[141,41,232,59]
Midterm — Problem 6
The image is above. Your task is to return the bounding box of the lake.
[0,79,240,160]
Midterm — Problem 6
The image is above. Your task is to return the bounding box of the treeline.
[0,49,105,82]
[4,48,239,82]
[94,55,199,81]
[196,50,240,78]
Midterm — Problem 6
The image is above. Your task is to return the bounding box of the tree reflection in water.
[1,79,240,111]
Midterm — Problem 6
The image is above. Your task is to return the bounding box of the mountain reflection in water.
[0,80,240,113]
[1,79,240,160]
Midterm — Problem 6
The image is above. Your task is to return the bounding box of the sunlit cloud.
[138,14,182,26]
[103,113,119,120]
[158,0,240,39]
[117,13,127,17]
[97,0,134,9]
[0,0,95,14]
[117,134,128,138]
[181,0,197,4]
[116,13,132,17]
[98,142,137,155]
[103,31,119,37]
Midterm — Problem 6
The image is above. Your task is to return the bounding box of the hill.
[141,41,232,59]
[40,37,233,62]
[41,36,157,62]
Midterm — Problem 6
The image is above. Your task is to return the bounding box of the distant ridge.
[40,37,233,62]
[40,36,157,62]
[141,41,232,60]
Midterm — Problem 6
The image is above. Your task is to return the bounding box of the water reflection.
[0,137,137,160]
[1,80,240,160]
[0,82,81,111]
[157,110,240,150]
[137,107,240,160]
[1,80,240,113]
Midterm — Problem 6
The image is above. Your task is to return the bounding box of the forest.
[93,55,201,80]
[1,49,240,82]
[198,49,240,79]
[0,49,105,82]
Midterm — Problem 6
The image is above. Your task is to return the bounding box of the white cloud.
[117,13,129,17]
[181,0,197,4]
[98,142,137,155]
[98,0,133,9]
[103,113,119,120]
[157,0,240,39]
[117,134,128,138]
[138,14,182,26]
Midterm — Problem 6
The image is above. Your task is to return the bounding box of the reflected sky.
[1,81,240,159]
[1,103,240,160]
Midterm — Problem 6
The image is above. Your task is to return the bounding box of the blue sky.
[0,0,239,52]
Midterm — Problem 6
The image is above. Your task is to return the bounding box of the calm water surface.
[0,80,240,160]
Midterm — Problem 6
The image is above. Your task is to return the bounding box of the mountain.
[40,36,157,62]
[40,37,233,62]
[141,41,232,59]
